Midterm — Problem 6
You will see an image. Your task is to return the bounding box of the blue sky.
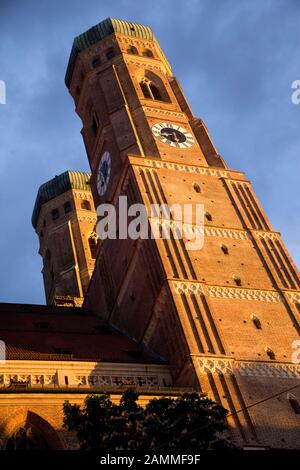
[0,0,299,304]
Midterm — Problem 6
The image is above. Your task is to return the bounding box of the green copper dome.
[32,170,91,228]
[65,17,171,88]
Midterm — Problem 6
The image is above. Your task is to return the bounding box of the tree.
[63,389,234,451]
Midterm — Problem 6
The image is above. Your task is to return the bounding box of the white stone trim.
[0,361,172,389]
[197,357,300,379]
[171,280,283,303]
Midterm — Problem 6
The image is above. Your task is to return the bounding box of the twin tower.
[32,18,300,448]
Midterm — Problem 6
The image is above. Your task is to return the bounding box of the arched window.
[128,46,138,55]
[81,200,91,211]
[140,81,151,99]
[140,80,162,101]
[143,49,154,58]
[106,48,115,60]
[64,202,72,214]
[139,71,170,102]
[88,232,99,259]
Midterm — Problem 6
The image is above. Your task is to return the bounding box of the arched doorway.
[3,410,64,450]
[6,425,49,450]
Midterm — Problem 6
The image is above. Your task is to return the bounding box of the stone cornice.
[171,280,284,303]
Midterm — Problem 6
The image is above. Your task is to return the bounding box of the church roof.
[0,303,165,364]
[65,17,171,88]
[32,170,91,228]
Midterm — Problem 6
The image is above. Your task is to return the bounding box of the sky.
[0,0,299,305]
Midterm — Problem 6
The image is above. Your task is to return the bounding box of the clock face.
[152,122,195,148]
[97,151,111,196]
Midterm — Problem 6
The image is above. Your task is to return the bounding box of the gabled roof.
[32,170,91,228]
[65,17,171,88]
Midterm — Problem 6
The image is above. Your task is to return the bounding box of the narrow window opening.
[250,314,262,329]
[265,347,275,360]
[64,202,72,214]
[288,394,300,414]
[193,183,201,193]
[221,244,229,255]
[143,49,154,57]
[81,200,91,211]
[128,46,138,55]
[92,57,101,68]
[233,276,242,286]
[149,83,162,100]
[51,208,59,221]
[106,48,115,60]
[140,82,151,99]
[92,112,99,136]
[205,212,212,222]
[88,233,98,259]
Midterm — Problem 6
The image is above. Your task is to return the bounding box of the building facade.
[0,303,175,450]
[62,18,300,448]
[0,17,299,451]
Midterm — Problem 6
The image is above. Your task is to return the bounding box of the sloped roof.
[0,303,164,364]
[65,17,171,88]
[32,170,91,228]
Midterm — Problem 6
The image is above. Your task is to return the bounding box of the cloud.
[0,0,299,304]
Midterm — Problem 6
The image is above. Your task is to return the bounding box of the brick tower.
[32,171,98,306]
[65,18,300,448]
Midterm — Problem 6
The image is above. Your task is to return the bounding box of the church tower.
[65,18,300,448]
[32,171,98,307]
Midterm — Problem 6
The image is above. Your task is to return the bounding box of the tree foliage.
[63,389,234,451]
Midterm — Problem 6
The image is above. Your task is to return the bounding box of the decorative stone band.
[143,107,185,120]
[204,226,251,240]
[149,219,253,240]
[198,357,300,379]
[77,216,97,223]
[198,358,234,375]
[148,218,282,243]
[253,231,281,241]
[206,286,283,303]
[131,157,230,178]
[172,281,203,296]
[287,292,300,304]
[171,280,283,303]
